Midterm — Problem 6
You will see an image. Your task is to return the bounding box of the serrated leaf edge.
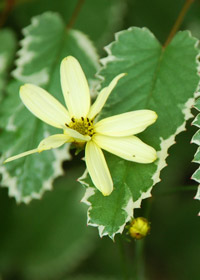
[1,12,100,203]
[81,28,200,237]
[12,12,61,86]
[192,85,200,215]
[0,144,71,203]
[192,147,200,163]
[192,113,200,128]
[80,182,135,240]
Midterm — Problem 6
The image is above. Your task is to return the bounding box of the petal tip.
[61,56,72,66]
[152,151,157,162]
[66,55,74,60]
[117,73,127,80]
[62,56,76,63]
[102,190,112,196]
[154,112,158,121]
[62,56,68,62]
[20,83,33,96]
[101,185,113,196]
[20,84,26,92]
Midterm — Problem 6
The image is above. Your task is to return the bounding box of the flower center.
[66,117,94,136]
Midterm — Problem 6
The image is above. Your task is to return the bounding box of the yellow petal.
[88,73,126,119]
[64,127,91,142]
[4,149,38,163]
[4,134,70,163]
[94,110,157,136]
[93,135,157,163]
[38,134,71,152]
[20,84,70,128]
[60,56,90,118]
[85,141,113,196]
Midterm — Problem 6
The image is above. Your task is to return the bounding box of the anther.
[65,123,69,127]
[81,117,84,121]
[71,117,75,123]
[87,118,89,122]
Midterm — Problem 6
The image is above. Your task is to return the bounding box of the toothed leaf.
[192,97,200,214]
[80,28,199,238]
[0,12,99,203]
[193,147,200,163]
[192,113,200,127]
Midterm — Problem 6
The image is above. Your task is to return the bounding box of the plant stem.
[117,237,130,280]
[134,240,146,280]
[0,0,16,28]
[164,0,195,48]
[66,0,85,30]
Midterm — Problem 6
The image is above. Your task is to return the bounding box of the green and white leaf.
[191,97,200,215]
[12,0,125,50]
[0,165,96,279]
[80,27,199,238]
[0,29,16,100]
[0,12,99,203]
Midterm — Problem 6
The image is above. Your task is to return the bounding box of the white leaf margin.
[0,133,71,204]
[12,12,100,87]
[80,27,200,238]
[191,89,200,216]
[0,12,100,203]
[12,12,63,86]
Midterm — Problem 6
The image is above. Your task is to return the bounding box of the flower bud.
[129,217,150,240]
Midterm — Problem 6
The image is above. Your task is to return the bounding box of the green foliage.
[0,1,200,279]
[0,12,99,203]
[0,29,16,100]
[11,0,124,49]
[81,28,199,238]
[191,97,200,214]
[0,165,96,280]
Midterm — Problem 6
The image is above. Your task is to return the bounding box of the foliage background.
[0,0,200,279]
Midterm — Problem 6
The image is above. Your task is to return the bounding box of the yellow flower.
[4,56,157,196]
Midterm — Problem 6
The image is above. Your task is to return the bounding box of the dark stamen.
[71,117,75,123]
[81,117,84,121]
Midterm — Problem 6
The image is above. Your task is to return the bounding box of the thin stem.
[134,240,146,280]
[66,0,85,30]
[117,237,130,280]
[164,0,195,48]
[0,0,16,28]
